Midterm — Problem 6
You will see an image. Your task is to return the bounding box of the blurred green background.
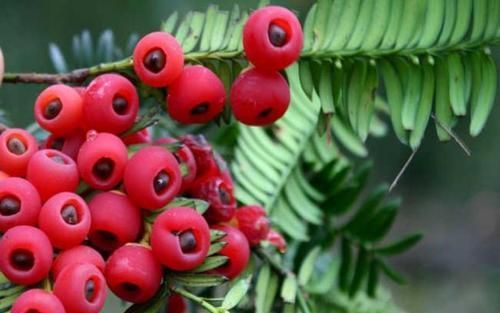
[1,1,499,312]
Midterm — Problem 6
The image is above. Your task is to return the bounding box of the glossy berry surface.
[180,134,220,179]
[0,177,41,232]
[0,226,53,285]
[34,84,83,136]
[243,6,303,71]
[78,132,128,190]
[167,294,188,313]
[43,129,86,161]
[133,31,184,87]
[151,207,210,271]
[11,289,65,313]
[123,128,151,145]
[190,175,236,223]
[83,74,139,134]
[53,263,107,313]
[235,205,270,246]
[266,229,287,253]
[26,149,79,201]
[52,245,105,281]
[105,244,162,303]
[230,68,290,125]
[212,225,250,279]
[0,171,8,181]
[167,65,226,124]
[0,128,38,177]
[38,192,91,250]
[156,137,197,192]
[88,191,142,252]
[124,146,182,209]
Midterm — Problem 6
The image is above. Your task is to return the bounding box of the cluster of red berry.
[0,5,298,313]
[134,5,303,126]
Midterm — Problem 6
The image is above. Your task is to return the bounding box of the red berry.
[230,68,290,125]
[77,132,128,190]
[26,149,79,202]
[155,137,197,192]
[88,191,142,252]
[122,128,151,145]
[11,289,65,313]
[83,74,139,134]
[0,171,8,181]
[133,32,184,87]
[243,6,303,71]
[151,207,210,271]
[266,229,287,253]
[0,128,38,177]
[190,175,236,223]
[52,245,105,280]
[105,244,162,303]
[34,84,83,136]
[180,135,219,178]
[166,294,188,313]
[235,205,270,246]
[124,146,182,210]
[0,226,53,285]
[167,65,226,124]
[212,225,250,279]
[53,263,107,313]
[43,129,86,161]
[0,178,41,232]
[38,192,91,250]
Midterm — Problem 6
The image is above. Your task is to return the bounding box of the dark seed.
[268,23,288,47]
[153,171,170,194]
[92,158,114,180]
[112,96,128,115]
[258,108,273,118]
[121,282,140,293]
[85,279,96,302]
[7,138,26,155]
[50,137,65,150]
[143,49,166,73]
[61,205,79,225]
[190,103,210,115]
[218,186,232,204]
[43,99,62,120]
[50,155,66,164]
[0,196,21,216]
[97,230,117,243]
[10,249,34,271]
[178,230,197,253]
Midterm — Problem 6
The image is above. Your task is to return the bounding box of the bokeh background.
[1,1,499,312]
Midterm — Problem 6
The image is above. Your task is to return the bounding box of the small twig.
[2,58,132,85]
[431,113,471,156]
[170,286,226,313]
[389,149,418,192]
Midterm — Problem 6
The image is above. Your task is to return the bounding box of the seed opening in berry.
[120,282,140,294]
[112,95,129,115]
[218,186,232,205]
[258,108,273,118]
[178,230,197,253]
[268,21,289,47]
[7,137,26,155]
[0,195,21,216]
[190,102,210,115]
[10,249,35,271]
[43,98,63,120]
[50,137,65,150]
[85,278,97,302]
[92,158,115,181]
[153,170,170,195]
[26,309,41,313]
[143,48,166,73]
[61,204,79,225]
